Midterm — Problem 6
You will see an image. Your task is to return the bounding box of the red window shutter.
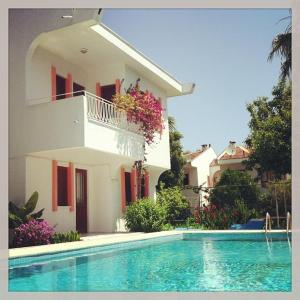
[52,160,58,211]
[68,162,74,212]
[115,79,121,94]
[130,167,137,201]
[144,171,150,197]
[120,167,126,212]
[96,82,102,97]
[51,66,57,101]
[66,73,72,98]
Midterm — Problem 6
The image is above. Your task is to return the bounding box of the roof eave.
[90,23,194,97]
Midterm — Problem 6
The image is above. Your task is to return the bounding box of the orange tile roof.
[219,146,250,160]
[184,148,207,161]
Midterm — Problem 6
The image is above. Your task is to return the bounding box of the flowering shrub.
[113,86,164,145]
[199,201,259,230]
[200,204,238,229]
[14,220,54,247]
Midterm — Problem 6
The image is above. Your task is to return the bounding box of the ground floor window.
[125,172,132,205]
[57,166,68,206]
[141,175,145,198]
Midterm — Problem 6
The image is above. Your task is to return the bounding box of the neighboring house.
[208,141,257,187]
[182,144,217,208]
[9,9,195,233]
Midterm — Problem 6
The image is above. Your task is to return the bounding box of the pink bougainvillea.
[113,86,164,145]
[14,220,54,247]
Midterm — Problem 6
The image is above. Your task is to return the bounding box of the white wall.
[89,164,114,232]
[189,167,199,186]
[86,63,125,93]
[192,147,217,188]
[9,156,26,204]
[84,115,144,161]
[148,167,165,201]
[24,96,85,155]
[27,47,89,102]
[28,46,126,103]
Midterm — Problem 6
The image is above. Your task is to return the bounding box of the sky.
[102,9,290,154]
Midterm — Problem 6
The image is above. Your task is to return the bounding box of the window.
[141,175,145,198]
[57,166,68,206]
[101,84,116,102]
[183,173,189,186]
[73,82,85,97]
[125,172,132,205]
[56,75,66,100]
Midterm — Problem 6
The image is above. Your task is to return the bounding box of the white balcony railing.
[84,91,142,135]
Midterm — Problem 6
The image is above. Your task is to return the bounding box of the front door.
[76,169,87,233]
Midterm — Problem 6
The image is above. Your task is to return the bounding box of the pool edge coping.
[8,229,290,259]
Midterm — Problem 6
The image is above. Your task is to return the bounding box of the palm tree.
[168,116,176,133]
[268,12,291,80]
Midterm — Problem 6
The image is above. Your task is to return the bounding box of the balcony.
[25,91,145,161]
[84,91,141,135]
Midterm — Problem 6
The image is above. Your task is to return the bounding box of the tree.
[157,116,186,189]
[157,186,190,225]
[245,80,291,179]
[268,12,291,80]
[209,169,264,211]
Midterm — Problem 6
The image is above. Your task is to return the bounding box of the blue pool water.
[9,233,291,292]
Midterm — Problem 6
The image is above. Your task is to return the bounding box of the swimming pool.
[9,232,291,292]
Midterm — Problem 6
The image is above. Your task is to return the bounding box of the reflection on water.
[9,234,291,292]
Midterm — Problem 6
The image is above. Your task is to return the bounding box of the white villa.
[182,144,217,208]
[9,9,195,233]
[208,141,255,187]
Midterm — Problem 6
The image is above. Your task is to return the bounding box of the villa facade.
[9,9,194,233]
[208,141,257,187]
[182,145,217,208]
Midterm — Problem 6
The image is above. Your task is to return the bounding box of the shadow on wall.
[115,130,144,161]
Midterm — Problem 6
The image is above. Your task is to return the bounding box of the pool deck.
[9,229,289,259]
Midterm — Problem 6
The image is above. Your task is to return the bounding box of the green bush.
[157,186,191,225]
[234,199,259,224]
[161,223,174,231]
[184,216,205,229]
[125,198,166,232]
[52,230,81,243]
[9,191,44,229]
[209,169,263,210]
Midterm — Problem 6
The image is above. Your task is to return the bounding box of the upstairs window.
[57,166,68,206]
[56,75,66,100]
[101,84,116,102]
[183,173,189,186]
[73,82,85,97]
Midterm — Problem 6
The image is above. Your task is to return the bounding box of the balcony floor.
[28,147,138,166]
